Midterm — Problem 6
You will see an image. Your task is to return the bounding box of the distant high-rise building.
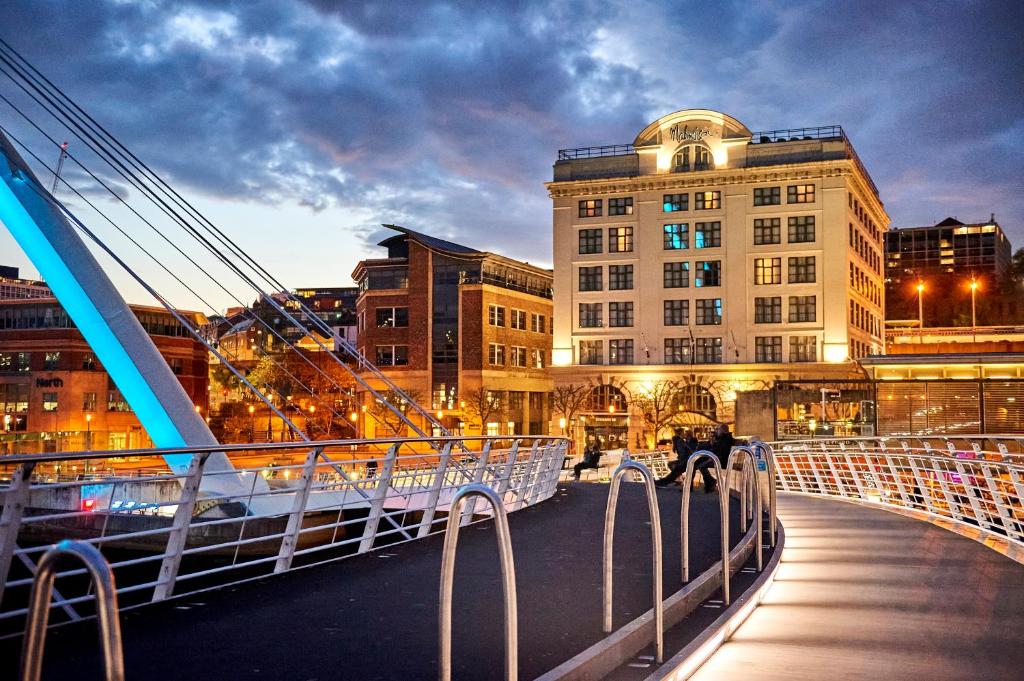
[884,216,1011,282]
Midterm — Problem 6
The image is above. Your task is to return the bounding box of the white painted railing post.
[514,440,542,510]
[153,452,210,602]
[495,440,522,501]
[460,442,493,526]
[416,442,454,538]
[275,447,323,573]
[359,444,400,554]
[0,462,34,609]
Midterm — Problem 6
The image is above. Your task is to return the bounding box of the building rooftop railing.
[557,144,636,160]
[748,125,844,143]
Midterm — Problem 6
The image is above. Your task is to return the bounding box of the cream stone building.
[547,109,887,446]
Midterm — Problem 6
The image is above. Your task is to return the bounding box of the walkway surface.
[1,482,746,681]
[692,493,1024,681]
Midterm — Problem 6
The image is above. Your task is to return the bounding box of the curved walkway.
[691,493,1024,681]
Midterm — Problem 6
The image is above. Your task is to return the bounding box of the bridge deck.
[2,482,746,680]
[692,493,1024,681]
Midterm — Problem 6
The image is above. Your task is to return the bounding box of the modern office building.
[0,266,52,300]
[352,225,553,436]
[0,297,209,454]
[884,216,1014,324]
[547,109,887,445]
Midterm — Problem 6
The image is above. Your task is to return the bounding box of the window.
[609,339,634,365]
[790,336,817,362]
[43,352,60,370]
[82,391,97,411]
[789,295,817,322]
[579,340,603,365]
[510,346,528,367]
[609,302,633,327]
[510,309,527,330]
[788,215,815,243]
[609,226,633,253]
[488,304,505,327]
[531,349,545,368]
[754,257,782,285]
[42,392,58,412]
[608,197,634,216]
[665,338,691,364]
[375,345,409,366]
[375,307,409,328]
[579,229,602,254]
[788,256,816,283]
[694,261,721,287]
[787,184,815,203]
[695,191,720,210]
[531,314,546,333]
[755,336,782,363]
[82,354,97,371]
[664,300,689,326]
[663,224,689,250]
[608,264,633,290]
[754,297,782,324]
[488,343,506,366]
[663,193,688,212]
[0,352,30,373]
[695,299,722,325]
[107,389,132,412]
[579,199,602,218]
[664,262,689,288]
[578,266,602,291]
[694,222,721,248]
[169,358,183,375]
[673,144,712,171]
[695,337,722,363]
[579,303,602,328]
[754,218,780,245]
[753,186,780,206]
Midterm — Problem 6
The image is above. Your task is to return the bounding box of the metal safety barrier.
[679,451,726,584]
[726,447,763,580]
[20,540,124,681]
[438,483,517,681]
[0,435,568,634]
[770,436,1024,548]
[603,461,663,663]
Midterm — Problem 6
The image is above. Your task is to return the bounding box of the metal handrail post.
[725,447,763,593]
[494,440,522,500]
[20,540,124,681]
[358,444,400,554]
[680,452,726,584]
[461,442,493,526]
[439,483,517,681]
[416,442,455,538]
[603,461,663,663]
[0,462,35,608]
[153,452,210,601]
[751,439,778,547]
[274,446,323,573]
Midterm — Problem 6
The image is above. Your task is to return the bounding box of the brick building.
[352,226,553,436]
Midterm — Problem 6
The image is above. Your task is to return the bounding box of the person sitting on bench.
[573,442,602,480]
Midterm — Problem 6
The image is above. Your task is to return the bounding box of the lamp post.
[916,281,925,344]
[969,277,979,343]
[85,413,92,451]
[248,404,255,442]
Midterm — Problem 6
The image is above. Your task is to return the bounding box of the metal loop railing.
[723,447,763,605]
[679,452,727,585]
[603,461,663,663]
[750,439,779,547]
[19,540,124,681]
[438,483,518,681]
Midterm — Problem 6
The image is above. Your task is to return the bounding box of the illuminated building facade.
[0,266,52,300]
[547,109,887,444]
[0,298,209,454]
[353,225,553,436]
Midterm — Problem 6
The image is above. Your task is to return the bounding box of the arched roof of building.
[632,109,752,147]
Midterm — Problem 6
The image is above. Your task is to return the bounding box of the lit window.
[694,261,721,287]
[754,258,782,285]
[608,197,634,216]
[673,145,712,172]
[578,199,602,218]
[375,307,409,328]
[694,222,721,247]
[42,392,58,412]
[695,191,721,210]
[787,184,815,203]
[609,226,634,253]
[663,193,688,212]
[663,224,689,250]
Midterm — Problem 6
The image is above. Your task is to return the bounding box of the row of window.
[0,383,132,415]
[753,257,817,285]
[850,262,881,307]
[753,216,815,245]
[487,305,550,333]
[579,299,723,327]
[850,223,881,274]
[577,335,819,365]
[577,261,723,292]
[579,216,817,255]
[488,344,546,368]
[850,193,882,246]
[850,300,882,337]
[578,184,817,220]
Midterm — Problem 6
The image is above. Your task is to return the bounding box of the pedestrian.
[573,441,602,480]
[654,428,697,487]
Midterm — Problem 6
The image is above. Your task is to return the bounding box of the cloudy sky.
[1,0,1022,312]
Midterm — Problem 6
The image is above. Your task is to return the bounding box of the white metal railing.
[768,436,1024,547]
[0,435,569,634]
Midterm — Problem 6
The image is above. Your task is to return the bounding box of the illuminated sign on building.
[669,124,716,143]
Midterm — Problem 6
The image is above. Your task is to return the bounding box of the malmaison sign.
[669,124,716,143]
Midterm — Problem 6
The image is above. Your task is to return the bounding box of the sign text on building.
[669,124,716,143]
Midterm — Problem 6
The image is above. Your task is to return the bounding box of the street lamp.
[248,404,255,442]
[969,277,979,343]
[915,281,925,343]
[85,413,92,451]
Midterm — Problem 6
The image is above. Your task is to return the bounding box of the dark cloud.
[0,0,1022,288]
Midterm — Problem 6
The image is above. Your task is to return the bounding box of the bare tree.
[550,383,591,435]
[460,387,504,434]
[366,388,425,436]
[626,380,682,448]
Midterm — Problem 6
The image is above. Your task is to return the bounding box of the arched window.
[673,383,717,419]
[587,384,627,413]
[672,144,713,172]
